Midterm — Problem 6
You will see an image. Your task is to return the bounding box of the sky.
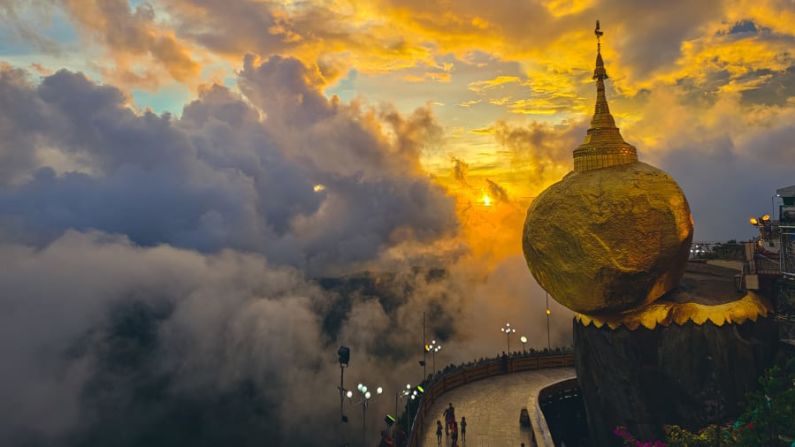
[1,1,794,446]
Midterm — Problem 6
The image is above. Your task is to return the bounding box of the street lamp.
[396,384,414,436]
[545,292,552,350]
[429,340,442,374]
[501,322,516,352]
[347,382,383,446]
[408,385,424,431]
[337,346,350,422]
[520,335,528,352]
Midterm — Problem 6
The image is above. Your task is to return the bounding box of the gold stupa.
[522,22,694,315]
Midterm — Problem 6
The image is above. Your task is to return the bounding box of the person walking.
[436,420,443,446]
[393,427,406,447]
[450,420,459,447]
[442,403,455,435]
[460,416,467,442]
[377,430,393,447]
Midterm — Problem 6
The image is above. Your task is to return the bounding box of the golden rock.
[522,30,694,315]
[523,162,693,314]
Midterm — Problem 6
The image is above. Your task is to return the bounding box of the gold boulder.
[523,161,693,314]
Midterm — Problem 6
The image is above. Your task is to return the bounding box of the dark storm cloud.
[0,65,50,186]
[742,65,795,106]
[728,20,759,35]
[0,57,457,273]
[0,56,479,447]
[658,125,795,241]
[604,0,724,78]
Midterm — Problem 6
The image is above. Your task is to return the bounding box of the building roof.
[670,261,745,305]
[777,185,795,198]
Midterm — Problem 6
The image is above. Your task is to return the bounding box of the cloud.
[0,58,457,274]
[55,0,200,87]
[0,59,568,445]
[615,81,795,240]
[0,230,337,446]
[0,59,525,446]
[6,0,795,149]
[0,1,64,55]
[0,228,569,447]
[5,3,795,445]
[451,157,470,185]
[485,179,509,203]
[467,75,521,93]
[493,119,582,189]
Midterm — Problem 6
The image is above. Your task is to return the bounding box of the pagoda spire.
[591,20,616,129]
[572,20,638,172]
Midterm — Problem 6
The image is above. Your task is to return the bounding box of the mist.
[0,59,570,447]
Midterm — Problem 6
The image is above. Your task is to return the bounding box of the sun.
[482,194,492,207]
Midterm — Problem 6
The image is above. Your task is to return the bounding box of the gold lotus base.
[574,291,772,330]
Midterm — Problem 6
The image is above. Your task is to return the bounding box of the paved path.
[419,368,575,447]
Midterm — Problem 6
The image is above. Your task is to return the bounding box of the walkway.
[419,368,575,447]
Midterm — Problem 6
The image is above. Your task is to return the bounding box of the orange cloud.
[53,0,199,88]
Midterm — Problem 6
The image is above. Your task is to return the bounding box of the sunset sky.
[1,2,795,445]
[3,0,795,251]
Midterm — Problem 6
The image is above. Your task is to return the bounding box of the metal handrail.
[404,349,575,447]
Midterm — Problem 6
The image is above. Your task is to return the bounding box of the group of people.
[436,403,466,446]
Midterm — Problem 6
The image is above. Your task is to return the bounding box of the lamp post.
[501,322,516,352]
[545,292,552,350]
[422,312,427,381]
[396,384,414,436]
[429,340,442,374]
[407,385,424,433]
[337,346,350,422]
[520,335,528,352]
[347,382,383,446]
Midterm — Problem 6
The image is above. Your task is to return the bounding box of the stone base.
[574,317,778,446]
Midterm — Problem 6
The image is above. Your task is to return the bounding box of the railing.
[406,350,575,447]
[754,253,781,275]
[536,378,587,447]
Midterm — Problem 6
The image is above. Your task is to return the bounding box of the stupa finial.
[595,20,604,55]
[591,19,613,127]
[571,20,638,172]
